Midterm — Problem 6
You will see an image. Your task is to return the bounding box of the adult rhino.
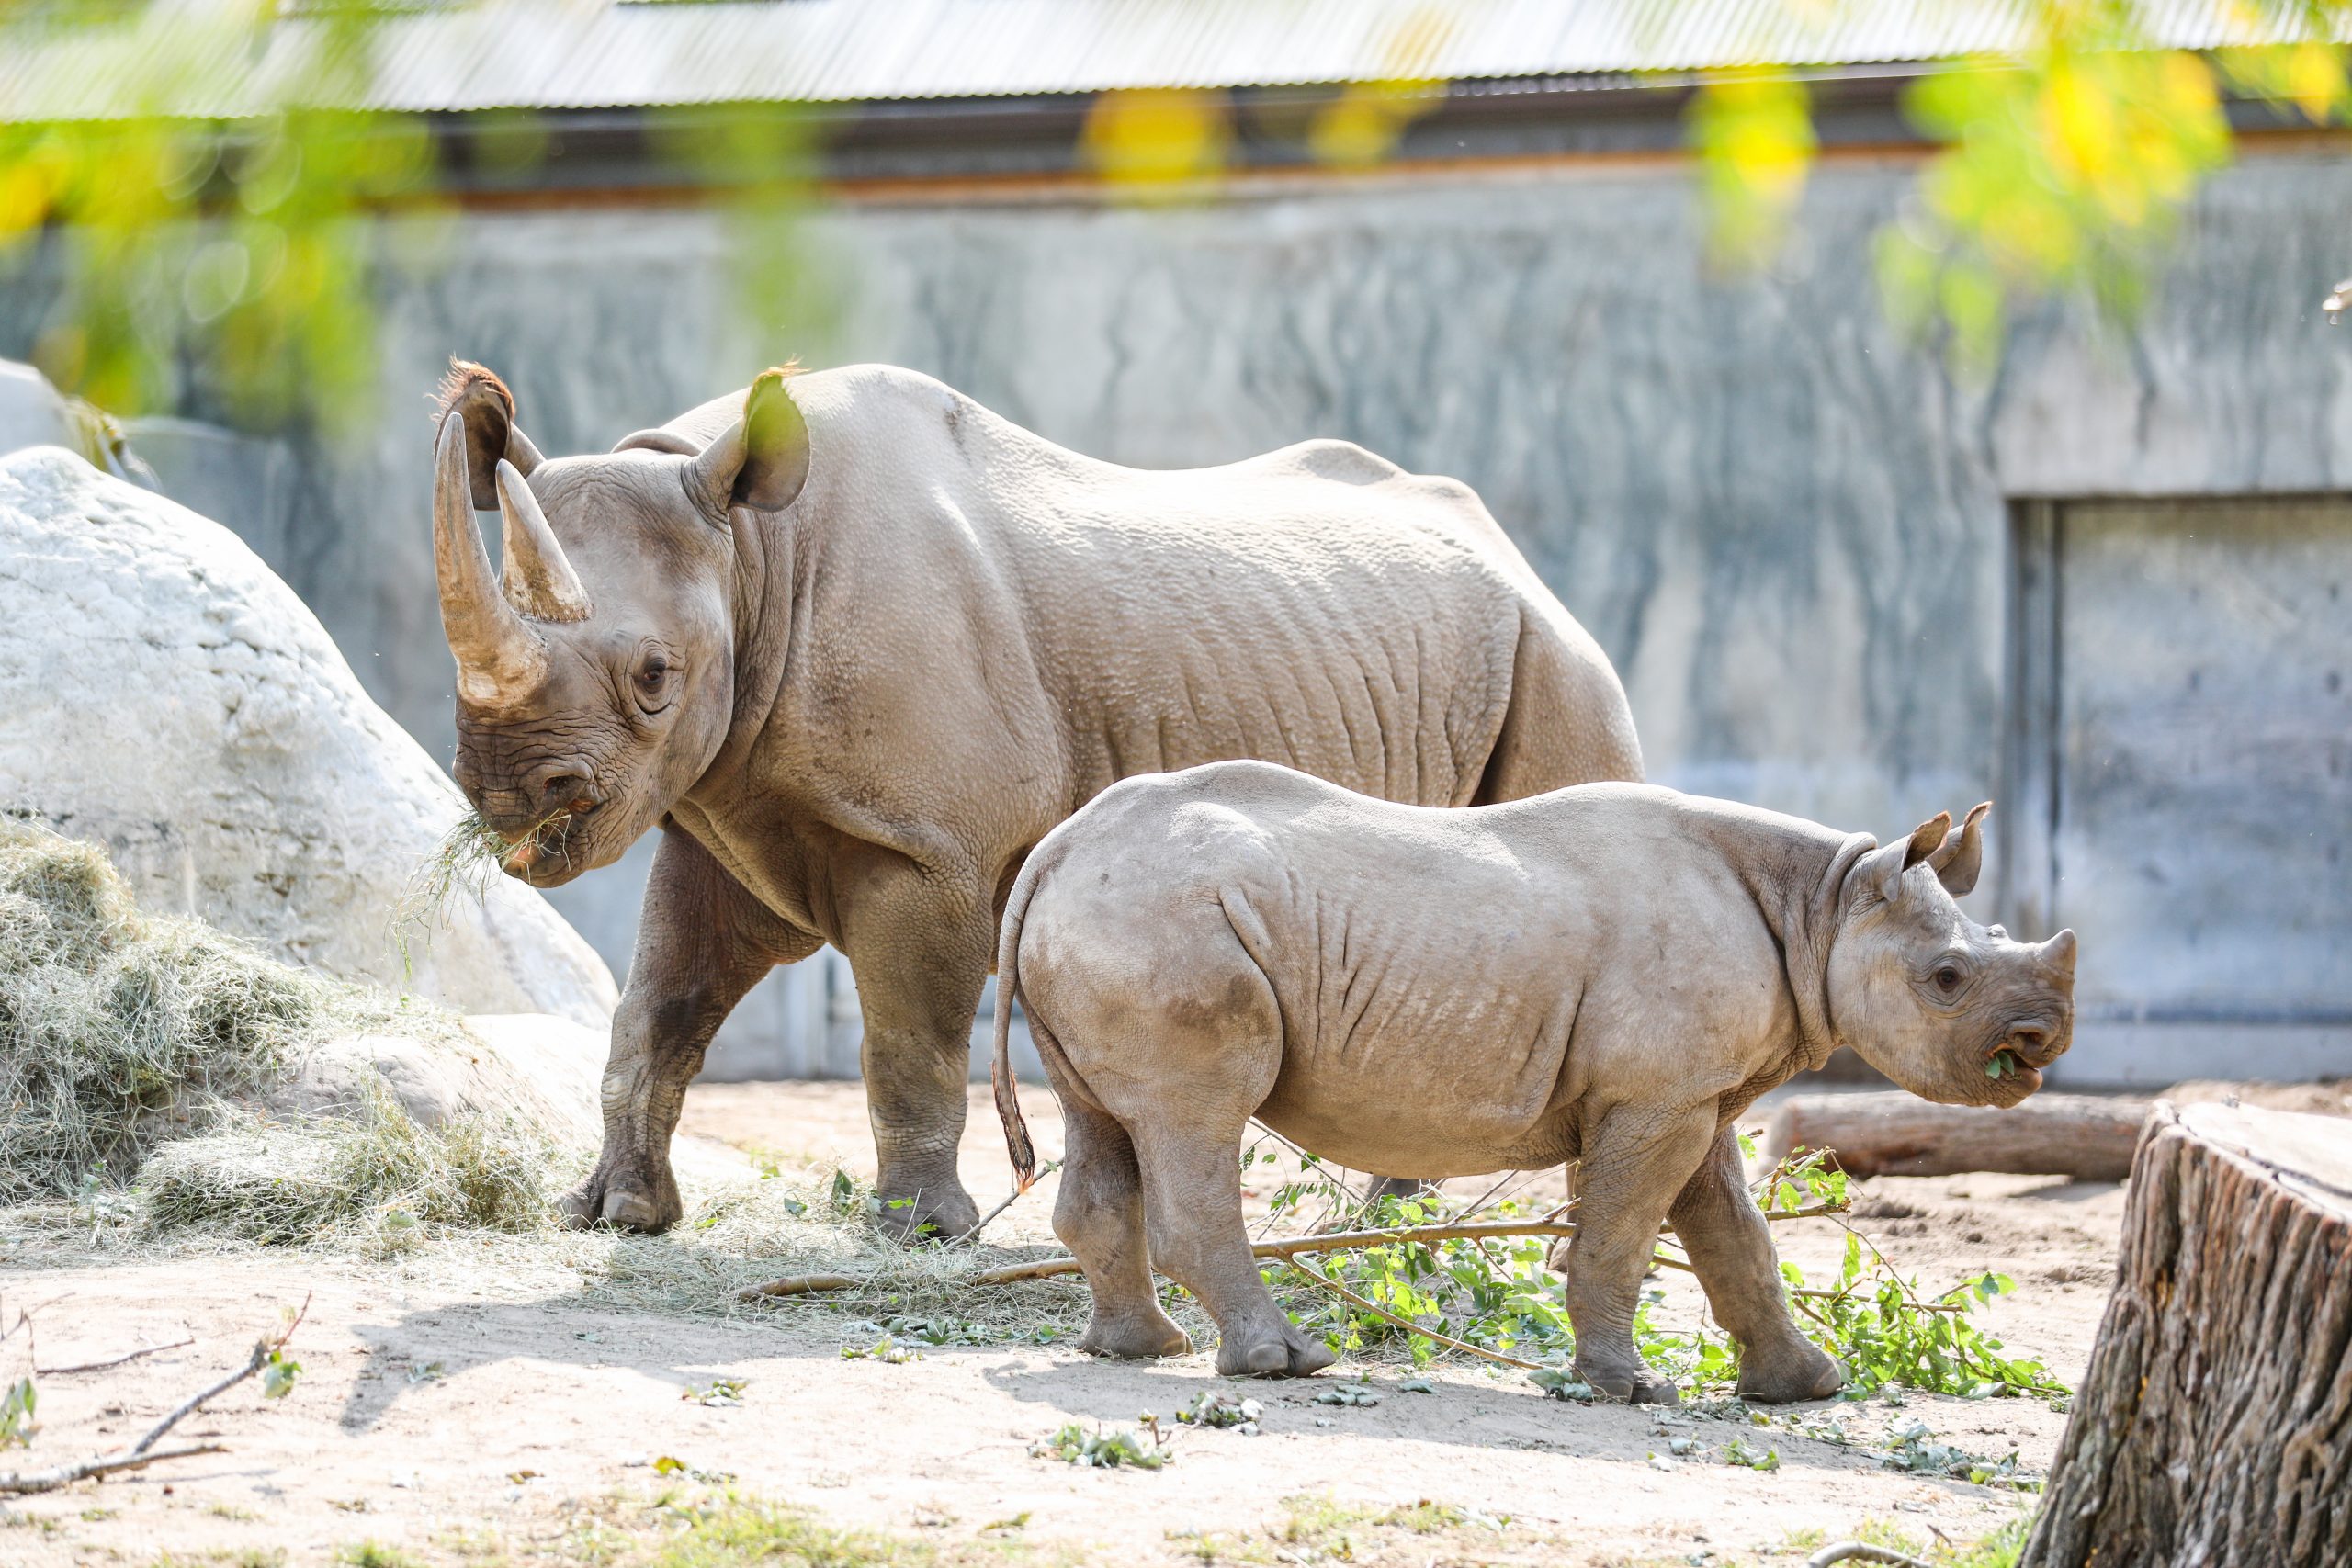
[427,359,1642,1237]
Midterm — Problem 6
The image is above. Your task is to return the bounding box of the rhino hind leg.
[1055,1100,1192,1360]
[1668,1128,1843,1404]
[1563,1103,1724,1405]
[1134,1120,1336,1378]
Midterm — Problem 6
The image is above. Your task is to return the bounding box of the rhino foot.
[872,1180,981,1246]
[1217,1323,1338,1379]
[1736,1339,1844,1404]
[1080,1310,1193,1360]
[558,1166,682,1234]
[1577,1356,1681,1405]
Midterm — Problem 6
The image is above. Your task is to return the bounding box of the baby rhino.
[990,761,2076,1404]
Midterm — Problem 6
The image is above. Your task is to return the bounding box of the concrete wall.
[21,148,2351,1084]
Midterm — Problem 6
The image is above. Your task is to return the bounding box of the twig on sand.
[38,1336,195,1376]
[949,1158,1063,1247]
[739,1218,1589,1301]
[0,1295,309,1495]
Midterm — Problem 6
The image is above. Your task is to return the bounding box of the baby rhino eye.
[1934,964,1962,992]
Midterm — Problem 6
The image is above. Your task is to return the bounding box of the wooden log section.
[2024,1101,2352,1568]
[1761,1091,2147,1181]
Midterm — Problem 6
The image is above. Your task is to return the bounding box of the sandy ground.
[0,1081,2134,1567]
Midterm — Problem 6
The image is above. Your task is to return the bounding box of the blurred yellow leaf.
[1690,73,1817,268]
[1081,88,1230,197]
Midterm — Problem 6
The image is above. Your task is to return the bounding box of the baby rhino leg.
[1055,1101,1191,1360]
[1135,1122,1335,1377]
[1669,1128,1841,1404]
[1565,1103,1719,1404]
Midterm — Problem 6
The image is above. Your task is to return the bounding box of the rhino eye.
[1934,964,1962,992]
[631,654,675,714]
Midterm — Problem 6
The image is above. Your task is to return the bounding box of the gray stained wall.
[40,149,2351,1087]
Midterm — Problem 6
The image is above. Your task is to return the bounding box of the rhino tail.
[991,852,1044,1190]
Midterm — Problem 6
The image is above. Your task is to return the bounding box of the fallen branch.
[1278,1258,1548,1373]
[739,1218,1589,1302]
[38,1336,195,1376]
[1805,1543,1931,1568]
[0,1294,309,1496]
[741,1203,1849,1303]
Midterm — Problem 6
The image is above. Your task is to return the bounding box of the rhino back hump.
[782,367,1545,816]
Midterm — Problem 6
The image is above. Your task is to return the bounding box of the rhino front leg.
[563,826,815,1232]
[1563,1102,1718,1404]
[1669,1127,1842,1404]
[838,864,992,1242]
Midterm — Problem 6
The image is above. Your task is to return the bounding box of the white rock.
[0,444,617,1026]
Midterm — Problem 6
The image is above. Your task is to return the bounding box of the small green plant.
[261,1349,300,1401]
[1881,1418,2042,1490]
[336,1544,424,1568]
[1783,1236,2064,1398]
[840,1336,921,1364]
[1313,1381,1380,1408]
[682,1377,748,1407]
[1176,1390,1262,1432]
[1724,1435,1782,1471]
[1031,1416,1171,1470]
[0,1374,34,1449]
[650,1454,737,1484]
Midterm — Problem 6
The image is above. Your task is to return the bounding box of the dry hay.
[0,818,554,1244]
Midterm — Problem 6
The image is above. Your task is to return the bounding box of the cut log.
[2024,1101,2352,1568]
[1759,1092,2146,1181]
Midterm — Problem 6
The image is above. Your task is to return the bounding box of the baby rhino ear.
[1928,802,1991,897]
[1854,812,1952,905]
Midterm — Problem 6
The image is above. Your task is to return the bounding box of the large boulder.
[0,444,617,1026]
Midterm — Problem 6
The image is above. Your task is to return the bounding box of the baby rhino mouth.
[1983,1024,2060,1089]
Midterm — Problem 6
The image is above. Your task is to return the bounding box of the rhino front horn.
[494,459,592,623]
[435,412,548,706]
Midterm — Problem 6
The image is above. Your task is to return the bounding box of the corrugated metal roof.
[0,0,2332,122]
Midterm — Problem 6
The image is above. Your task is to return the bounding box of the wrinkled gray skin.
[992,764,2076,1398]
[427,361,1643,1238]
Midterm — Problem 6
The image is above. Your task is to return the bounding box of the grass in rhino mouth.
[1986,1047,2026,1079]
[392,807,574,963]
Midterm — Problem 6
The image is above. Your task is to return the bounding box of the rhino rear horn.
[434,412,548,706]
[1928,801,1991,897]
[495,459,592,623]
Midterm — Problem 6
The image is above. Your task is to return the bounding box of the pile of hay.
[0,819,552,1240]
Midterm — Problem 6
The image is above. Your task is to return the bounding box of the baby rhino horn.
[1927,802,1991,897]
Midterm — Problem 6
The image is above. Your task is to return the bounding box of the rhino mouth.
[498,803,600,880]
[1982,1023,2061,1096]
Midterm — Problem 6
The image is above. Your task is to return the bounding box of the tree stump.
[2025,1101,2352,1567]
[1760,1092,2147,1181]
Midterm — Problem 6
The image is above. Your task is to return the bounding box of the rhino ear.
[435,358,542,511]
[1854,812,1951,905]
[685,367,809,521]
[1928,802,1991,897]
